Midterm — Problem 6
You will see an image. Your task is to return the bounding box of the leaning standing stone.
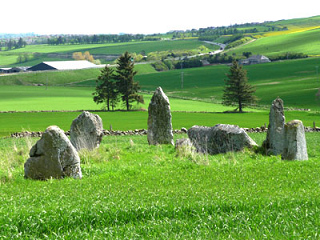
[24,125,82,180]
[70,111,104,151]
[263,97,285,155]
[147,87,174,145]
[282,120,308,160]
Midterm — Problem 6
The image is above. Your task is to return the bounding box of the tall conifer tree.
[93,65,118,111]
[115,51,144,110]
[222,60,257,112]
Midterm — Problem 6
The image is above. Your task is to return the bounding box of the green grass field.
[1,133,320,238]
[136,57,320,110]
[0,39,217,67]
[0,109,318,137]
[1,56,320,137]
[1,15,320,238]
[229,27,320,56]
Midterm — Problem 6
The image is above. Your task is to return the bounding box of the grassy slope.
[0,110,318,137]
[136,57,320,109]
[1,57,320,110]
[0,40,216,67]
[1,133,320,238]
[229,27,320,56]
[228,15,320,56]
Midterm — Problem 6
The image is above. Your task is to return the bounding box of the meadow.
[1,16,320,238]
[1,133,320,238]
[228,27,320,56]
[0,39,216,67]
[2,56,320,110]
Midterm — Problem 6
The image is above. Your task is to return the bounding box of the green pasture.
[0,85,252,113]
[0,110,318,137]
[1,57,320,111]
[270,15,320,29]
[228,27,320,56]
[0,68,102,86]
[136,57,320,109]
[1,133,320,238]
[87,39,217,55]
[0,39,217,67]
[5,39,215,55]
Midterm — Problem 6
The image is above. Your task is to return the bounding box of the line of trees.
[93,52,144,111]
[0,37,27,51]
[47,34,145,45]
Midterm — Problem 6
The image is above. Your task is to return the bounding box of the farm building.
[0,67,27,73]
[28,60,97,71]
[239,55,271,65]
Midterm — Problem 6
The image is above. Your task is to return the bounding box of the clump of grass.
[0,137,33,183]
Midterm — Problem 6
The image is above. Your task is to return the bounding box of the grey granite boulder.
[188,124,257,155]
[147,87,174,145]
[70,111,104,151]
[263,98,285,155]
[24,125,82,180]
[282,120,308,160]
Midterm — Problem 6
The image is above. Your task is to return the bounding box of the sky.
[1,0,319,35]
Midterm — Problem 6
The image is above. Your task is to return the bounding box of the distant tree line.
[268,52,308,61]
[197,25,288,41]
[0,37,27,51]
[47,34,145,45]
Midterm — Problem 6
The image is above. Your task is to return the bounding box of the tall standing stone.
[24,126,82,180]
[282,120,308,160]
[147,87,174,145]
[263,97,285,155]
[70,111,104,151]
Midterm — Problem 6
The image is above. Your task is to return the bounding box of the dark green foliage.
[151,61,169,71]
[115,52,144,110]
[93,65,118,111]
[269,52,308,61]
[222,60,257,112]
[175,58,203,69]
[207,53,234,64]
[243,52,252,58]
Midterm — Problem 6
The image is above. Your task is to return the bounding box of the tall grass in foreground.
[1,133,320,238]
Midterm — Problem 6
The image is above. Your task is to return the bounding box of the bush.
[269,53,308,61]
[151,61,169,71]
[206,53,235,64]
[175,58,203,69]
[225,37,253,50]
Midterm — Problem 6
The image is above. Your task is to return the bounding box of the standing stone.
[263,97,285,155]
[282,120,308,160]
[147,87,174,145]
[188,124,257,155]
[70,111,104,151]
[24,126,82,180]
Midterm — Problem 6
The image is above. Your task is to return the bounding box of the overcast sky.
[1,0,319,35]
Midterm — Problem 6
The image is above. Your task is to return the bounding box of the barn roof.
[42,60,97,70]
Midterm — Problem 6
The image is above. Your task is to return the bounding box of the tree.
[222,60,257,112]
[242,52,252,58]
[72,52,85,60]
[84,51,95,63]
[93,65,118,111]
[115,51,144,110]
[72,51,95,63]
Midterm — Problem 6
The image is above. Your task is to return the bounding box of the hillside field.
[0,39,217,67]
[2,57,320,110]
[1,15,320,239]
[1,133,320,238]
